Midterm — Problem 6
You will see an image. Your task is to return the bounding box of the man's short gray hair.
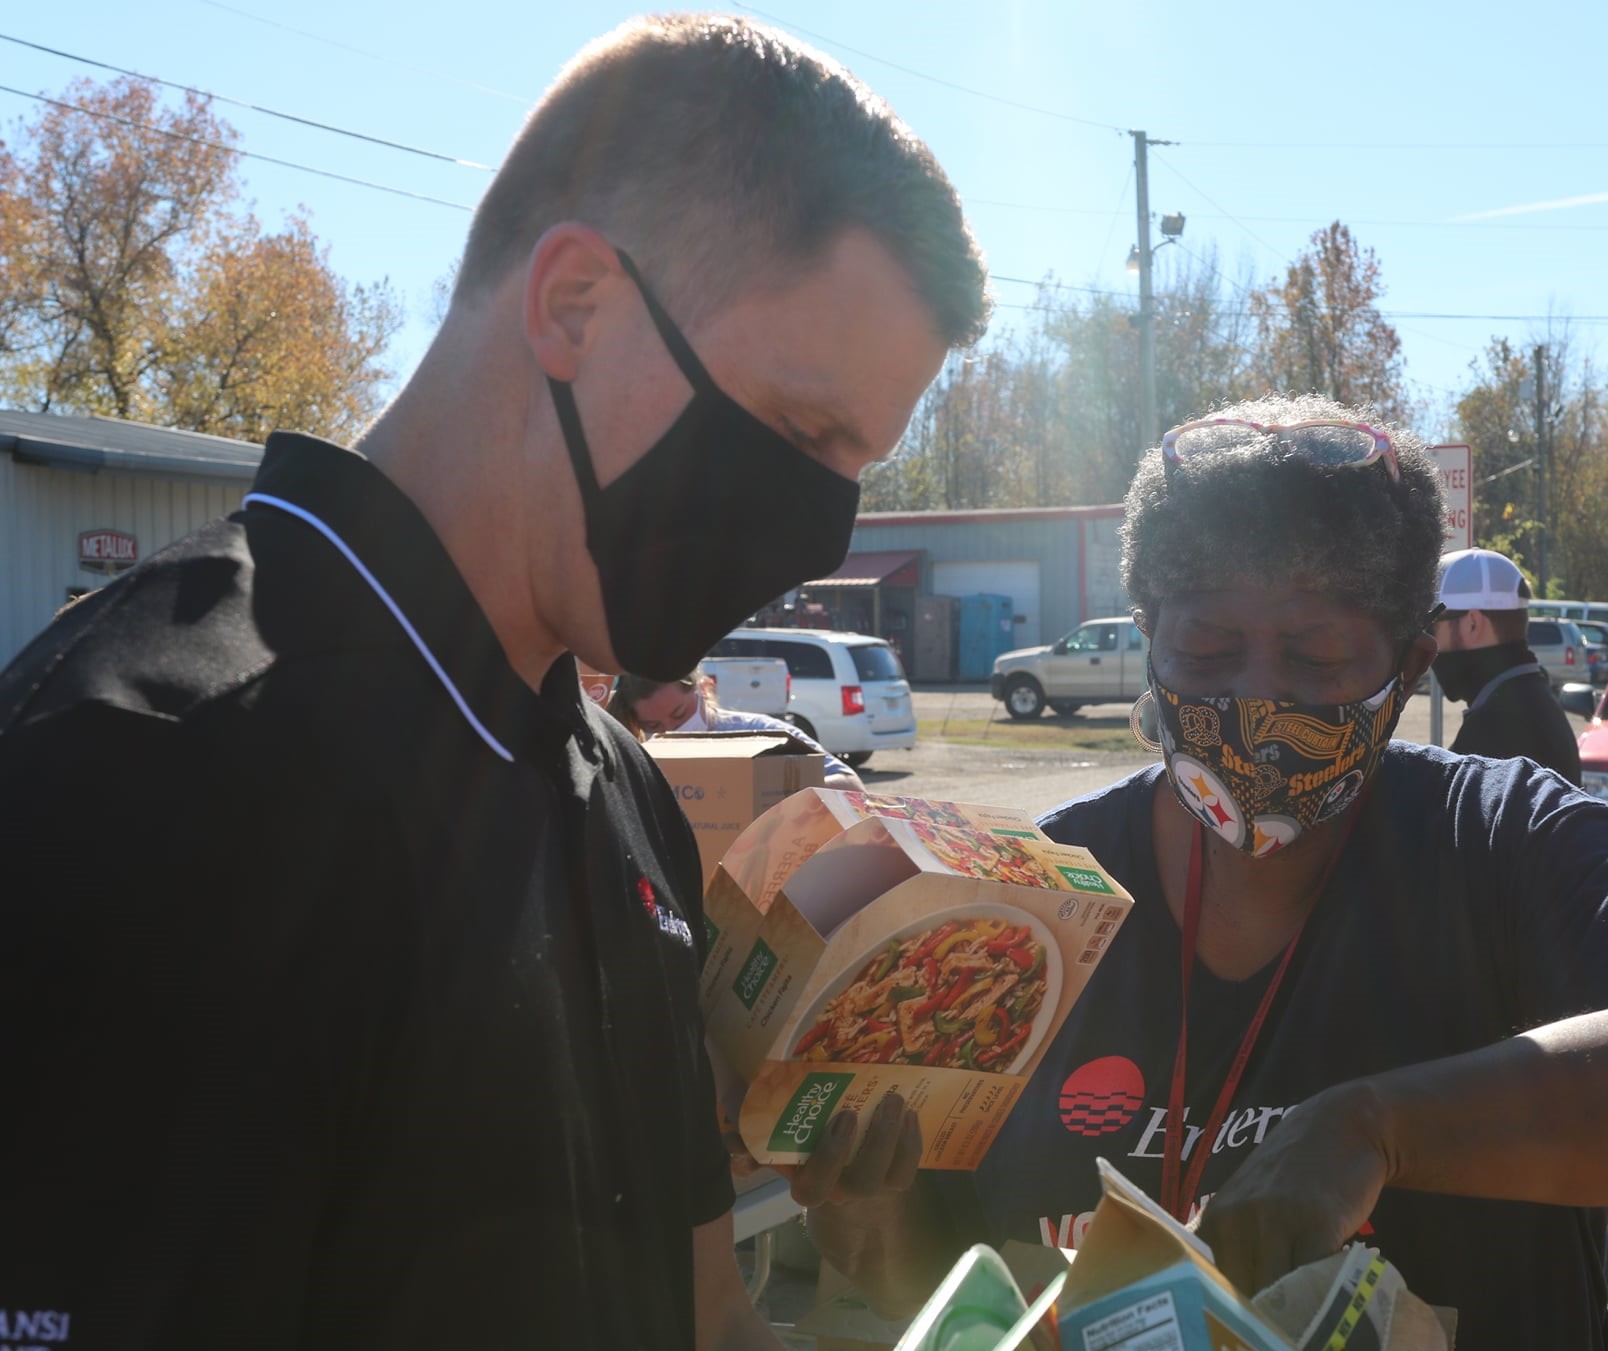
[1121,393,1446,646]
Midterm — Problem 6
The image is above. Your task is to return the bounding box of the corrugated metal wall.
[850,515,1123,643]
[1082,516,1126,619]
[0,455,244,667]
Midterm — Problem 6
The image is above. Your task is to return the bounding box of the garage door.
[932,561,1041,647]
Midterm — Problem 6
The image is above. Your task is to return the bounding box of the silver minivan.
[1528,618,1586,691]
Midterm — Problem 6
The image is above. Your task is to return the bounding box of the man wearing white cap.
[1433,547,1581,783]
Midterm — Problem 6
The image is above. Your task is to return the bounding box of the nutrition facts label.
[1081,1290,1185,1351]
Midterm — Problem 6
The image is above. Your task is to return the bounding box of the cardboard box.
[643,732,826,886]
[1040,1160,1293,1351]
[702,791,1133,1171]
[701,789,1048,1017]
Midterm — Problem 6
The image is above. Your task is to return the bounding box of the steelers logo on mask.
[1315,769,1366,823]
[1248,815,1301,858]
[1169,755,1245,849]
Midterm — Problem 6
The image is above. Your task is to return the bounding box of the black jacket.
[1449,642,1582,785]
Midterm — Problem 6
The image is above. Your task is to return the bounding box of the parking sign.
[1426,444,1473,551]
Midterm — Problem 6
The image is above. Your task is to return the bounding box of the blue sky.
[7,1,1607,434]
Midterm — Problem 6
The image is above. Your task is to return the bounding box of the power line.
[0,83,475,211]
[198,0,536,106]
[731,2,1127,133]
[1149,149,1292,265]
[968,196,1608,232]
[0,32,495,169]
[1164,239,1484,375]
[1096,165,1135,276]
[1189,138,1608,152]
[989,274,1608,324]
[993,275,1120,296]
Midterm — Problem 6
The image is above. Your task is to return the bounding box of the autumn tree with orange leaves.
[1249,222,1408,423]
[0,77,398,443]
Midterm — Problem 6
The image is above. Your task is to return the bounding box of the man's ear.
[521,223,624,382]
[1403,631,1438,687]
[1466,609,1503,645]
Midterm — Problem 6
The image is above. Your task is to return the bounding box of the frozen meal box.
[1045,1160,1293,1351]
[700,789,1047,1016]
[644,732,826,886]
[707,795,1134,1171]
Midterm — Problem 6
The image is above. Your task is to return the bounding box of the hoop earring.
[1129,690,1162,753]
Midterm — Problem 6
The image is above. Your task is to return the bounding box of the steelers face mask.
[1147,662,1406,858]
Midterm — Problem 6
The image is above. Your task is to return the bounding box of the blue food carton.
[1048,1160,1292,1351]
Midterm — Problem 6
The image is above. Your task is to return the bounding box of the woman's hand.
[1198,1081,1392,1295]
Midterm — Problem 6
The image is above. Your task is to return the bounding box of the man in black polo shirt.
[1432,546,1581,784]
[0,16,987,1349]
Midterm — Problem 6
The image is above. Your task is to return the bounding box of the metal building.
[0,410,263,668]
[806,505,1127,676]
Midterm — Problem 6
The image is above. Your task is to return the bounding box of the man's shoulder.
[0,513,402,739]
[0,518,264,733]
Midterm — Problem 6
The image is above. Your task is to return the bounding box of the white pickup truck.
[990,615,1150,720]
[699,657,791,718]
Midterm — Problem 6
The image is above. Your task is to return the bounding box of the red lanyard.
[1158,815,1358,1222]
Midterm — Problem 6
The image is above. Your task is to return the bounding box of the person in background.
[0,14,986,1349]
[1432,546,1581,785]
[610,669,865,789]
[804,396,1608,1351]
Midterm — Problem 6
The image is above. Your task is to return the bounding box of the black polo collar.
[245,433,595,766]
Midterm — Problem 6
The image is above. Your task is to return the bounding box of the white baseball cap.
[1437,548,1531,611]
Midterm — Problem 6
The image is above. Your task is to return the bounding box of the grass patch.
[918,715,1145,755]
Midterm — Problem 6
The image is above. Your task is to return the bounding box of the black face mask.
[549,250,861,682]
[1431,647,1483,703]
[1433,640,1527,705]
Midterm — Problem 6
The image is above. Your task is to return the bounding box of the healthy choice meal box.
[700,789,1133,1171]
[644,732,827,886]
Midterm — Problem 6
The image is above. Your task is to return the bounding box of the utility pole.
[1534,343,1548,596]
[1132,130,1157,455]
[1130,130,1177,454]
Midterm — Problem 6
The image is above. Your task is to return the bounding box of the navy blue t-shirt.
[955,745,1608,1351]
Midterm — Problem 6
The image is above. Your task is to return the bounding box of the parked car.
[699,656,790,717]
[1527,618,1587,691]
[706,628,915,765]
[1574,620,1608,686]
[990,615,1148,720]
[1573,684,1608,801]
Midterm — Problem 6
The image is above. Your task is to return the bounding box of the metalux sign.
[78,529,138,573]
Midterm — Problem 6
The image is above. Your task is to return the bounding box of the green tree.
[1455,333,1608,598]
[0,76,399,442]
